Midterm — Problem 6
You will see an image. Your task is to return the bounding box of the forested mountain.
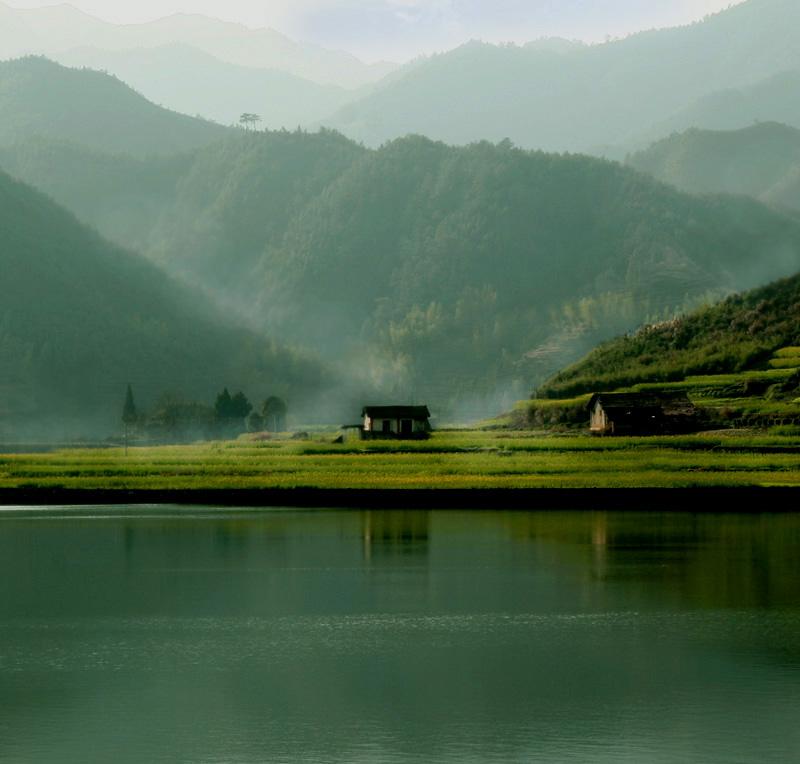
[0,56,230,155]
[4,1,797,154]
[0,170,333,440]
[321,0,800,152]
[612,70,800,158]
[0,2,396,89]
[627,122,800,211]
[7,126,800,416]
[52,44,351,130]
[540,271,800,399]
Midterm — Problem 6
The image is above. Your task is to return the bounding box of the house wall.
[363,417,428,434]
[590,404,607,432]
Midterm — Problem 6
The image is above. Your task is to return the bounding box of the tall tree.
[214,387,252,439]
[261,396,287,432]
[214,387,233,420]
[239,112,261,131]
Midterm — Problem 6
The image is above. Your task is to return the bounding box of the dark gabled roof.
[587,391,696,416]
[362,405,431,419]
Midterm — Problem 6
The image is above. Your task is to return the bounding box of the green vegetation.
[7,126,800,416]
[0,167,337,440]
[0,56,229,155]
[627,121,800,210]
[2,430,800,490]
[541,272,800,401]
[6,49,800,426]
[323,0,800,152]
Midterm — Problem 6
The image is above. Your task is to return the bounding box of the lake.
[0,506,798,763]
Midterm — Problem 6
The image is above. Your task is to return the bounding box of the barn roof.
[586,391,696,416]
[362,405,431,419]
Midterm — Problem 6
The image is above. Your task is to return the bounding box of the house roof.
[586,391,696,416]
[362,405,431,419]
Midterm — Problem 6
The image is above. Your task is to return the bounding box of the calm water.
[0,507,798,764]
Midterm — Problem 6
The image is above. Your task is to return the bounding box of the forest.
[4,0,800,436]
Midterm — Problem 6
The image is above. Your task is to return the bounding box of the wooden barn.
[358,405,432,440]
[587,392,697,435]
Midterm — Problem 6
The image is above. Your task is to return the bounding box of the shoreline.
[0,486,788,510]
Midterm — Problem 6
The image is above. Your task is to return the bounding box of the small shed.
[361,405,431,440]
[587,392,697,435]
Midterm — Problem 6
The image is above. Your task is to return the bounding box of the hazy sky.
[6,1,748,61]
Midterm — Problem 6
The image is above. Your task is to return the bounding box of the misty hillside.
[0,56,230,155]
[321,0,800,152]
[0,2,396,89]
[540,270,800,399]
[0,169,331,439]
[7,88,800,416]
[52,44,352,130]
[12,128,800,412]
[611,69,800,158]
[247,137,800,392]
[627,122,800,209]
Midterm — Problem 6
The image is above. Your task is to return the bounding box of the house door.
[400,419,412,435]
[382,419,392,432]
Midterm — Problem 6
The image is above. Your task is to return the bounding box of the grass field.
[2,430,800,491]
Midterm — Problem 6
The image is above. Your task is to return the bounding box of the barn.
[587,392,697,435]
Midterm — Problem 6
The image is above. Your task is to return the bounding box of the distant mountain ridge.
[4,0,799,152]
[51,44,352,130]
[321,0,800,152]
[0,56,230,155]
[0,2,396,89]
[627,121,800,210]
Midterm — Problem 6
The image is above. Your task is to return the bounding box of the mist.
[2,0,800,441]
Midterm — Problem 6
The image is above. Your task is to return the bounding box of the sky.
[5,1,749,61]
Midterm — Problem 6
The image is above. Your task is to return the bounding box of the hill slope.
[52,44,352,130]
[0,56,230,155]
[321,0,800,152]
[7,129,800,417]
[0,3,395,89]
[627,122,800,209]
[540,271,800,399]
[0,169,330,439]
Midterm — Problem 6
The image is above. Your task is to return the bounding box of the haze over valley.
[2,0,800,437]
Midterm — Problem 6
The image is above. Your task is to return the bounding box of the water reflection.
[0,508,798,763]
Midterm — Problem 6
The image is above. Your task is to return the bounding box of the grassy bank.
[2,430,800,494]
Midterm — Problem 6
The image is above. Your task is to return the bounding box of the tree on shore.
[261,396,287,432]
[214,388,252,438]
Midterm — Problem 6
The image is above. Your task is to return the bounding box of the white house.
[361,405,431,439]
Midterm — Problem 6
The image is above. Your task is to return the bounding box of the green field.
[2,430,800,491]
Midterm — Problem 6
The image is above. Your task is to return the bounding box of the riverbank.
[2,430,800,499]
[2,485,788,509]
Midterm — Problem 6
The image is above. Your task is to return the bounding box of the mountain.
[0,56,230,155]
[626,122,800,209]
[0,3,396,89]
[52,44,352,129]
[7,119,800,417]
[245,137,800,397]
[0,169,332,439]
[540,270,800,399]
[622,70,800,155]
[320,0,800,152]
